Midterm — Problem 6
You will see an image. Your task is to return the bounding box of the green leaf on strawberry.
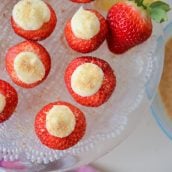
[149,1,170,12]
[148,1,171,23]
[150,8,167,23]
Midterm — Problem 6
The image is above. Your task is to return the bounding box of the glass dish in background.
[151,11,172,141]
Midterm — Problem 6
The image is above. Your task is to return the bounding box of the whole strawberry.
[107,0,170,54]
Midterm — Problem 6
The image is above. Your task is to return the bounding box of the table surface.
[93,107,172,172]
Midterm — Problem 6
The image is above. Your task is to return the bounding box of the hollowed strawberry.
[65,7,108,53]
[5,41,51,88]
[35,101,86,150]
[11,0,57,41]
[0,80,18,123]
[65,56,116,107]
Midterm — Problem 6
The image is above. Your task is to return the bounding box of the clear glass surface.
[0,0,167,171]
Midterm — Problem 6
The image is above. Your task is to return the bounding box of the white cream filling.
[12,0,51,30]
[14,52,45,84]
[71,7,100,40]
[0,94,6,114]
[46,105,76,138]
[71,63,104,97]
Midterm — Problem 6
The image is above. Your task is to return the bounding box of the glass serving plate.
[0,0,165,171]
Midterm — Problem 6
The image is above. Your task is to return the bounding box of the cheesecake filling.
[46,105,76,138]
[12,0,51,30]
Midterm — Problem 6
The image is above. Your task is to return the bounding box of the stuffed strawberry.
[65,56,116,107]
[5,41,51,88]
[70,0,93,3]
[11,0,57,41]
[65,7,108,53]
[0,80,18,123]
[107,0,170,54]
[35,101,86,150]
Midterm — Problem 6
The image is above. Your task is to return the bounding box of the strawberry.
[65,56,116,107]
[0,80,18,123]
[5,41,51,88]
[107,0,170,54]
[70,0,93,3]
[65,7,108,53]
[35,101,86,150]
[11,0,57,41]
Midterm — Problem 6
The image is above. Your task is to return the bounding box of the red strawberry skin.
[65,10,108,53]
[5,41,51,88]
[107,2,152,54]
[65,56,116,107]
[11,3,57,41]
[35,101,86,150]
[70,0,93,3]
[0,80,18,123]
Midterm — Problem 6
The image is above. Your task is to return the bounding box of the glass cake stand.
[0,0,169,171]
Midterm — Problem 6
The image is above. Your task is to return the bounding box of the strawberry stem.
[136,0,145,7]
[147,1,171,23]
